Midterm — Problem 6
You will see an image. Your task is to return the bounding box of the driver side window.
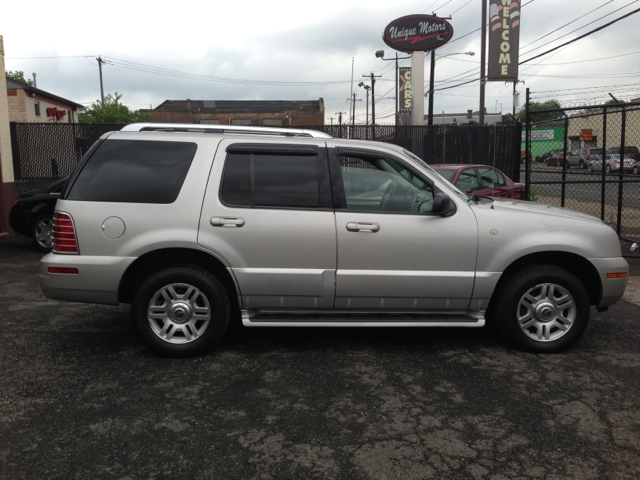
[339,156,434,213]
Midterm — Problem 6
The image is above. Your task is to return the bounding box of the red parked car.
[545,151,566,167]
[431,164,526,200]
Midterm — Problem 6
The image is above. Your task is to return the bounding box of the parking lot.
[1,234,639,479]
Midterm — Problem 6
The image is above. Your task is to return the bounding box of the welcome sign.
[488,0,521,81]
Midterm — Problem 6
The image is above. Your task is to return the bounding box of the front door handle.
[210,216,245,228]
[346,222,380,233]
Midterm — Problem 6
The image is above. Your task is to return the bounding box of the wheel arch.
[490,251,602,307]
[118,248,241,309]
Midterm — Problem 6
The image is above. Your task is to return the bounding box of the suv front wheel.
[132,267,230,357]
[493,265,590,353]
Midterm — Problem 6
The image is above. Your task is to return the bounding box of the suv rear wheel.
[493,265,590,353]
[132,267,230,357]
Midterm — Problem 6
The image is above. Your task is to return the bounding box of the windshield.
[403,149,470,201]
[434,169,456,181]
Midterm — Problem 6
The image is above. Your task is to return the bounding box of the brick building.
[139,99,325,126]
[7,78,83,123]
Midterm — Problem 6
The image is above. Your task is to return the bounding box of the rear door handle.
[210,216,245,228]
[346,222,380,233]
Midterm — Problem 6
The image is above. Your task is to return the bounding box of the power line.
[102,56,354,86]
[6,55,98,59]
[520,7,640,64]
[531,49,640,66]
[535,82,640,94]
[520,0,615,50]
[521,1,640,58]
[450,0,473,17]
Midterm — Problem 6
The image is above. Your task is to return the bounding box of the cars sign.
[383,15,454,52]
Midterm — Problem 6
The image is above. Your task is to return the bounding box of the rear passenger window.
[221,153,320,208]
[67,140,197,203]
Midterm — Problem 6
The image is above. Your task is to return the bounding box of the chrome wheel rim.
[35,218,54,249]
[147,283,211,344]
[517,283,576,342]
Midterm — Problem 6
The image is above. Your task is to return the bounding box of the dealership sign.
[399,67,412,113]
[488,0,521,81]
[383,15,454,52]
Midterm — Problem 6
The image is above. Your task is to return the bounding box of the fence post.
[617,108,626,236]
[561,116,568,208]
[601,107,607,221]
[525,88,530,200]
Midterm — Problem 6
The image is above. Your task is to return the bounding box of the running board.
[241,310,485,327]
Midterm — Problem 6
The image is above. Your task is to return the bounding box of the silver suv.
[40,123,629,356]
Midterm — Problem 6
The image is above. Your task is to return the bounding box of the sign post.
[382,15,454,125]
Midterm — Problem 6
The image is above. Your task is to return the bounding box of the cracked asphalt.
[1,234,639,479]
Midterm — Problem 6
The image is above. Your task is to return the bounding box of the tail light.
[587,154,590,161]
[52,212,79,254]
[11,198,19,208]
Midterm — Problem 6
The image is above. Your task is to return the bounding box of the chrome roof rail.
[120,123,332,138]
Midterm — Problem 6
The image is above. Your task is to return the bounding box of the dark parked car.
[9,178,67,251]
[431,164,525,200]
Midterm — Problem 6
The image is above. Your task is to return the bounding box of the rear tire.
[31,213,54,252]
[579,160,585,169]
[493,265,590,353]
[132,267,230,357]
[633,166,639,175]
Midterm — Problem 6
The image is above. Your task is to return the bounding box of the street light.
[374,50,410,125]
[358,82,371,125]
[425,51,475,126]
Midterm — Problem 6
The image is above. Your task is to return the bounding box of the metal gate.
[523,89,640,257]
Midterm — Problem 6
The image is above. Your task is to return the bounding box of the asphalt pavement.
[1,235,639,479]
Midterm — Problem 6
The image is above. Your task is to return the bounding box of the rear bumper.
[588,257,629,308]
[39,253,135,305]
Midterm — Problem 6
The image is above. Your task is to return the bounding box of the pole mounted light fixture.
[374,50,410,125]
[424,51,476,126]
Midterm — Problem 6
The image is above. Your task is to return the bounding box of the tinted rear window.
[67,140,197,203]
[221,153,320,208]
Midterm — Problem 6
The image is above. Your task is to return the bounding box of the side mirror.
[432,193,457,216]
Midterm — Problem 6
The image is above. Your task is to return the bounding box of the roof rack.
[120,123,332,138]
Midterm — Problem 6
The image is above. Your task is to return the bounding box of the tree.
[79,92,152,124]
[517,100,563,123]
[6,70,34,86]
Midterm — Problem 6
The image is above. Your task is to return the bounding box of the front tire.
[587,164,594,173]
[132,267,230,357]
[579,160,585,169]
[606,164,611,173]
[493,265,590,353]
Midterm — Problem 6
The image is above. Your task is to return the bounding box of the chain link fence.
[10,122,523,196]
[292,124,523,182]
[523,93,640,257]
[10,123,126,194]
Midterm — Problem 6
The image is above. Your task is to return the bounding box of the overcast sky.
[3,0,640,124]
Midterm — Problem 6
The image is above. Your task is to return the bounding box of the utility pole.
[363,73,381,125]
[336,112,345,125]
[97,56,105,112]
[479,0,487,126]
[352,93,356,127]
[428,50,436,126]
